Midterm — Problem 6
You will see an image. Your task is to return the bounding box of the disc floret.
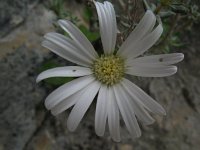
[92,55,125,85]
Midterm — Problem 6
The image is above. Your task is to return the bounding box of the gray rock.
[0,0,39,37]
[0,2,56,150]
[0,46,47,150]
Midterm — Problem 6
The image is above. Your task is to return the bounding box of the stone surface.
[0,46,47,150]
[0,1,56,150]
[0,0,39,37]
[0,3,56,58]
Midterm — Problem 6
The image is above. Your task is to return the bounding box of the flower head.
[93,55,125,85]
[37,1,184,142]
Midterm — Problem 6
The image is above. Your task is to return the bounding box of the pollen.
[92,55,125,85]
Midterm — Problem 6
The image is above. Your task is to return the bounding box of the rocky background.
[0,0,200,150]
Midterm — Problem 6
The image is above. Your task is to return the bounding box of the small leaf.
[170,4,189,14]
[163,45,170,53]
[159,11,176,18]
[170,35,184,47]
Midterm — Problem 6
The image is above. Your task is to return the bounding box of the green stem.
[142,0,151,10]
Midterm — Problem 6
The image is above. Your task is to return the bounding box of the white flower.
[37,1,184,142]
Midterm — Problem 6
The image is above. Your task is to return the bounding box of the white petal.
[67,81,101,131]
[36,66,92,83]
[45,75,95,110]
[122,78,166,115]
[113,84,141,139]
[120,83,155,125]
[123,24,163,59]
[117,10,156,55]
[126,65,177,77]
[95,85,108,136]
[94,1,117,54]
[42,40,91,67]
[58,20,98,59]
[104,1,117,52]
[107,87,121,142]
[126,53,184,67]
[51,87,87,116]
[45,32,96,62]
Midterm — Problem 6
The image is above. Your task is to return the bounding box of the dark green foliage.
[79,25,100,42]
[37,60,74,86]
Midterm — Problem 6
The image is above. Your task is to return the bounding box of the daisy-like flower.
[37,1,184,142]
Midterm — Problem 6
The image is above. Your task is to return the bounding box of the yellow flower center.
[92,55,125,85]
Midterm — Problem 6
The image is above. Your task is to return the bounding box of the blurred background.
[0,0,200,150]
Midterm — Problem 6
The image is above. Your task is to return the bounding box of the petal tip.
[162,109,167,116]
[67,122,76,132]
[36,78,40,83]
[36,75,42,83]
[137,130,142,137]
[58,19,68,27]
[51,110,59,116]
[145,120,155,125]
[104,1,112,5]
[44,100,51,110]
[159,108,167,116]
[146,10,156,19]
[173,66,178,74]
[58,19,65,24]
[112,137,121,143]
[146,10,153,15]
[179,53,184,61]
[95,131,104,137]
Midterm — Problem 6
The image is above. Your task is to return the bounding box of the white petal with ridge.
[36,66,92,83]
[67,81,101,131]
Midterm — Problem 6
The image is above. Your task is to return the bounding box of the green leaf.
[79,25,100,42]
[37,60,60,72]
[50,0,65,17]
[170,35,184,47]
[37,60,74,86]
[83,7,93,21]
[44,77,74,86]
[163,45,170,53]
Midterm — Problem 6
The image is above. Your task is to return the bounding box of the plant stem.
[155,4,163,14]
[143,0,151,10]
